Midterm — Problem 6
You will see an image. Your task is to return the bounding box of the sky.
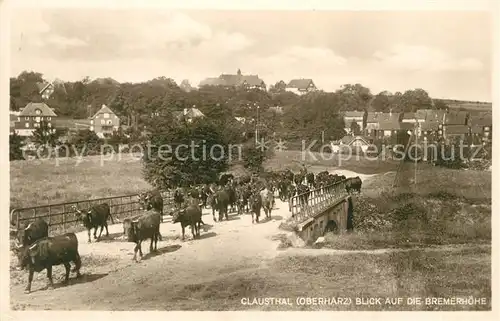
[9,8,493,101]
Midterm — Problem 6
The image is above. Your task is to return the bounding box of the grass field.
[149,246,491,311]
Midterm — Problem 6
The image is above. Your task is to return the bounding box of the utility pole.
[414,121,418,186]
[254,104,260,145]
[321,130,325,144]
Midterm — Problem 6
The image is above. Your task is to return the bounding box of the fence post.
[62,204,66,232]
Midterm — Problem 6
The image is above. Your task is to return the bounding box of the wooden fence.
[10,191,174,234]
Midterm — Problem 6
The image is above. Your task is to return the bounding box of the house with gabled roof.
[13,102,58,136]
[173,107,205,124]
[90,104,120,138]
[36,82,55,100]
[199,69,266,90]
[285,78,317,95]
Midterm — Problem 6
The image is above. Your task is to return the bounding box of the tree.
[372,91,391,112]
[68,129,102,156]
[242,144,266,173]
[9,132,25,161]
[350,121,362,135]
[32,121,62,148]
[142,117,230,189]
[10,71,44,111]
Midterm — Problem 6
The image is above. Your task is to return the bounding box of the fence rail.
[10,190,174,234]
[289,180,348,223]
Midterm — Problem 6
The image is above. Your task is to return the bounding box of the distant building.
[13,102,58,136]
[199,69,266,90]
[269,106,284,114]
[343,111,364,134]
[90,104,120,138]
[180,79,194,92]
[285,79,317,95]
[36,82,55,100]
[173,107,205,124]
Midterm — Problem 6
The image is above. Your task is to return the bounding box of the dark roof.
[344,111,364,118]
[91,105,116,119]
[400,123,415,131]
[470,126,483,134]
[468,113,492,127]
[445,111,467,125]
[420,121,439,131]
[378,120,400,130]
[401,112,416,120]
[200,72,265,88]
[366,112,399,123]
[446,125,469,135]
[419,109,446,122]
[19,102,57,117]
[286,79,315,90]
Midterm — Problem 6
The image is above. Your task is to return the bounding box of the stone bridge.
[286,180,353,244]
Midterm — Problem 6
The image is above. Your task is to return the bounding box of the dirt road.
[10,197,294,310]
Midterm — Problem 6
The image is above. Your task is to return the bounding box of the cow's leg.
[154,231,159,251]
[191,225,196,239]
[63,262,71,284]
[150,236,154,253]
[97,225,104,240]
[93,226,98,239]
[73,253,82,278]
[25,269,34,293]
[87,229,92,243]
[181,226,185,240]
[251,212,255,224]
[46,266,54,289]
[105,223,109,237]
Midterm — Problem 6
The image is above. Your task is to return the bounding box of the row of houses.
[343,109,492,145]
[9,102,208,139]
[199,69,318,95]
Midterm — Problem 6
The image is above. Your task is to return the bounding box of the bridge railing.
[289,180,348,222]
[10,190,174,234]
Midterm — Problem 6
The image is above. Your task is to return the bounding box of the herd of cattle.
[11,168,362,294]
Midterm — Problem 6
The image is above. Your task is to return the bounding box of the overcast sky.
[10,8,492,101]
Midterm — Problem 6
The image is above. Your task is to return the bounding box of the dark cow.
[306,172,315,188]
[260,188,274,220]
[212,190,230,222]
[219,173,234,186]
[249,192,262,224]
[16,218,49,248]
[283,169,294,182]
[13,233,82,294]
[173,188,185,209]
[123,210,161,262]
[225,184,237,213]
[72,203,115,243]
[236,184,252,214]
[199,184,211,208]
[171,203,204,240]
[345,176,362,194]
[236,175,251,186]
[138,190,164,222]
[296,184,311,206]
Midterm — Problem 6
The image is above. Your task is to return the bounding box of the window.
[25,123,29,128]
[100,119,105,125]
[103,113,109,119]
[17,117,20,121]
[106,120,112,125]
[35,117,40,122]
[90,126,94,131]
[34,123,40,128]
[90,120,94,125]
[35,109,42,115]
[48,123,52,128]
[47,117,51,121]
[25,117,29,121]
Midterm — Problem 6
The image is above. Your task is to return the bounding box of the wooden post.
[48,206,52,227]
[62,204,66,232]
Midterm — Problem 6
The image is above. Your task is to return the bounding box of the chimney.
[183,108,188,116]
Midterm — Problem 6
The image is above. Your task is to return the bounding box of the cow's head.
[123,218,138,242]
[12,242,33,270]
[171,208,186,224]
[72,205,91,224]
[138,193,153,211]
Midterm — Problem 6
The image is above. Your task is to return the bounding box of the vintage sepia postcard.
[1,0,497,320]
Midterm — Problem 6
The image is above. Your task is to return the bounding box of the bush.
[242,144,266,173]
[9,132,25,161]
